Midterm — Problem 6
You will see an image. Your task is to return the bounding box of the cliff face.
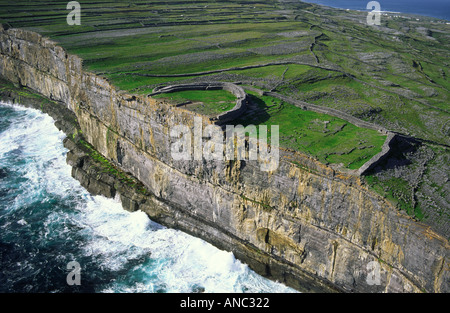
[0,25,448,293]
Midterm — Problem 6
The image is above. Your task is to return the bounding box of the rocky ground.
[366,136,450,238]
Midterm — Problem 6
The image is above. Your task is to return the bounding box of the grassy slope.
[234,91,386,169]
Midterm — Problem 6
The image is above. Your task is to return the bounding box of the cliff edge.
[0,25,448,293]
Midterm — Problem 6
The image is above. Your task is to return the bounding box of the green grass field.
[152,89,237,116]
[235,91,386,169]
[1,2,447,148]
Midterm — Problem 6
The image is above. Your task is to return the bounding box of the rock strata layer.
[0,25,448,293]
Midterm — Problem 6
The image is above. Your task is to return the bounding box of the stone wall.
[358,132,397,175]
[264,91,389,133]
[0,25,448,293]
[151,82,248,124]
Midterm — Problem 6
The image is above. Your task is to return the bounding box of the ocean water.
[0,102,296,293]
[301,0,450,21]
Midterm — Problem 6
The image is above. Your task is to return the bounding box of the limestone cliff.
[0,25,448,293]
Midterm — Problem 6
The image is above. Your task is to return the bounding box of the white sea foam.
[17,218,27,225]
[0,102,297,293]
[76,197,295,293]
[0,102,70,212]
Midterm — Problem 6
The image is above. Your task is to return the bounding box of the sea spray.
[0,102,296,293]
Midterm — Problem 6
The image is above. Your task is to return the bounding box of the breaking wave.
[0,102,296,293]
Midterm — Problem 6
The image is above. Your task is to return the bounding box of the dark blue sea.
[0,102,296,293]
[301,0,450,21]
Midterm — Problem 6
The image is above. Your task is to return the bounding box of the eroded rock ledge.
[0,25,448,293]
